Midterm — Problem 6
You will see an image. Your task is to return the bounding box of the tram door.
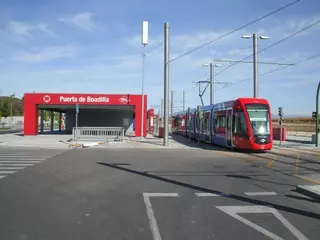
[226,109,233,148]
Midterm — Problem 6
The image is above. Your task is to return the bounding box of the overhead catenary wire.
[211,52,320,93]
[215,18,320,76]
[169,0,301,63]
[145,40,164,56]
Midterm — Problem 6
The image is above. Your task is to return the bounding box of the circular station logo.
[43,95,51,103]
[119,96,130,104]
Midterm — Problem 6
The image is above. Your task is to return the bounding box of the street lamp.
[141,21,148,139]
[202,63,222,105]
[9,92,15,128]
[242,33,269,98]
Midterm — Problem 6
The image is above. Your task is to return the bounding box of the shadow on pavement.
[97,162,320,220]
[248,152,320,173]
[285,193,320,204]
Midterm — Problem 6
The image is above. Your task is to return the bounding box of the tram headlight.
[258,126,265,134]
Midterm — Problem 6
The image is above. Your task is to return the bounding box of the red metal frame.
[24,93,147,137]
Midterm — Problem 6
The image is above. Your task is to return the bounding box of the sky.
[0,0,319,116]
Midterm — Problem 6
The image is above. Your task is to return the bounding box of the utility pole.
[171,91,174,117]
[202,63,222,105]
[164,22,170,146]
[316,81,320,147]
[183,90,185,111]
[140,21,148,139]
[210,63,214,105]
[253,33,258,98]
[242,34,269,98]
[160,98,163,120]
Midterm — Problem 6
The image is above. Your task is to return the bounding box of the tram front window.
[245,104,270,135]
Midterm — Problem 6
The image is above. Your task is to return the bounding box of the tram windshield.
[245,104,270,135]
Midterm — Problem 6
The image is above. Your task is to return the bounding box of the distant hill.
[0,96,24,117]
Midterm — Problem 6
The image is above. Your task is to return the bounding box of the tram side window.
[213,111,226,134]
[203,113,209,134]
[233,111,248,137]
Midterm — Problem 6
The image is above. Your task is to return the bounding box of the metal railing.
[73,127,124,142]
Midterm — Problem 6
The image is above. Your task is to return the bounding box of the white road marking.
[143,193,180,240]
[216,205,309,240]
[244,192,278,196]
[0,176,5,179]
[0,171,16,174]
[195,193,220,197]
[0,157,46,160]
[143,193,180,197]
[0,164,34,167]
[0,167,26,170]
[0,161,41,163]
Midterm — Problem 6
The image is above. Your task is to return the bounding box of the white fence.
[72,127,124,142]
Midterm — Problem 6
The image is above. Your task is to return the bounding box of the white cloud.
[7,20,33,38]
[59,12,100,32]
[6,20,56,39]
[37,23,57,38]
[10,44,77,63]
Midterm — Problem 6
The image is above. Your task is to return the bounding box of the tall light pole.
[242,34,269,98]
[141,21,148,139]
[163,22,170,146]
[10,92,15,124]
[202,63,222,105]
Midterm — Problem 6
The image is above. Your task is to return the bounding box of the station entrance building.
[24,93,150,137]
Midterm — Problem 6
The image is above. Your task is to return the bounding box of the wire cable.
[145,40,164,56]
[169,0,301,63]
[215,18,320,76]
[213,52,320,92]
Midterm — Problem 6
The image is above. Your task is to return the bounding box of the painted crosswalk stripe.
[244,192,277,196]
[0,156,46,159]
[0,161,41,163]
[0,164,34,167]
[0,171,17,174]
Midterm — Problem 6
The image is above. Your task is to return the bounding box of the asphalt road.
[0,146,319,240]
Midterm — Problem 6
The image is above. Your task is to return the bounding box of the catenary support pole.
[171,90,174,117]
[141,45,146,139]
[253,33,258,98]
[316,81,320,147]
[160,98,163,120]
[210,63,214,105]
[163,22,170,146]
[183,90,185,111]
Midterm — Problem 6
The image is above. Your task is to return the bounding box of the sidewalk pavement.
[0,133,73,149]
[286,135,314,144]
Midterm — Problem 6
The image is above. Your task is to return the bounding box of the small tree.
[1,100,10,118]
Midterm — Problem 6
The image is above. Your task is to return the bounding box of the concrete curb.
[286,138,312,144]
[0,130,22,135]
[295,185,320,200]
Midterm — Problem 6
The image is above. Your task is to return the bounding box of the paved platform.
[0,133,202,150]
[286,135,314,144]
[0,133,73,149]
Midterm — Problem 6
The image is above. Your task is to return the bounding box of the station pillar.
[40,110,44,133]
[50,111,54,132]
[59,112,62,132]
